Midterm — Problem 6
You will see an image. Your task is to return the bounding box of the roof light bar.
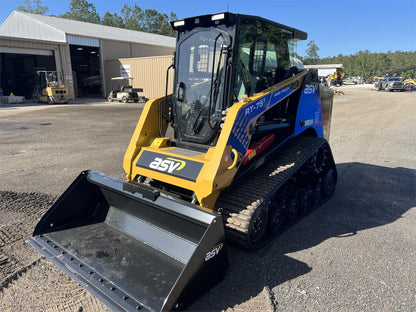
[212,13,225,21]
[173,20,185,27]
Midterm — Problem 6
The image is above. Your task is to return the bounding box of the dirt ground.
[0,85,415,312]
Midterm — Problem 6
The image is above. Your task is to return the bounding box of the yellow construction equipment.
[403,78,416,91]
[329,68,345,86]
[32,69,69,104]
[28,13,337,311]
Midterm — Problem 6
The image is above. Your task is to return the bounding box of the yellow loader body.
[123,75,305,210]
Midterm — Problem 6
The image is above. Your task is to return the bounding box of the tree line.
[17,0,177,36]
[301,40,416,79]
[17,1,416,78]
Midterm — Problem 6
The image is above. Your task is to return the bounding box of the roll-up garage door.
[0,46,53,56]
[0,47,56,98]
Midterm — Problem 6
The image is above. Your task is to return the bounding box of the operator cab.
[170,12,307,146]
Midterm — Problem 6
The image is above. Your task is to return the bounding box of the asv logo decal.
[304,84,317,94]
[149,157,186,173]
[205,243,223,261]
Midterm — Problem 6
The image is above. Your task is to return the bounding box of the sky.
[0,0,415,58]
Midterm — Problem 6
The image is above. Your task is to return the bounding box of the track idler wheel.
[287,193,300,220]
[298,187,314,213]
[268,199,286,235]
[247,206,268,249]
[313,146,326,173]
[312,181,323,205]
[299,159,314,176]
[323,166,337,197]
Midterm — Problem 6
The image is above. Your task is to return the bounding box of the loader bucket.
[27,171,228,312]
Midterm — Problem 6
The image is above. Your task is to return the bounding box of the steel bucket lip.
[27,235,153,311]
[29,170,229,312]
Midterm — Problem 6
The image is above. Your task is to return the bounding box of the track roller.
[247,205,268,249]
[298,187,314,213]
[267,199,286,235]
[217,136,337,250]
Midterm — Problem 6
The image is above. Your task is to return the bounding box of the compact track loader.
[28,13,337,312]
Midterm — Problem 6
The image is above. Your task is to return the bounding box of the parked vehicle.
[378,77,404,92]
[107,77,145,102]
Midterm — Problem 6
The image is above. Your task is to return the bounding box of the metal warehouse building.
[0,11,175,100]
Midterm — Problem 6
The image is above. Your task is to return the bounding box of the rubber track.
[216,136,328,249]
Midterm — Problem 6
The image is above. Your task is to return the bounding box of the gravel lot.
[0,86,415,311]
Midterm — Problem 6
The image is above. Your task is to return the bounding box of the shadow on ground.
[1,162,413,311]
[0,97,108,109]
[187,162,415,311]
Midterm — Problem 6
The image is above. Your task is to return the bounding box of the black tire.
[247,206,268,248]
[312,182,323,205]
[268,199,285,234]
[313,147,326,173]
[121,96,128,103]
[323,167,337,197]
[298,187,314,213]
[299,159,313,176]
[287,194,300,220]
[107,95,113,102]
[32,93,39,103]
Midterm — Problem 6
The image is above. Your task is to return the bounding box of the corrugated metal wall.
[0,37,58,51]
[105,56,173,99]
[57,44,75,100]
[130,44,174,58]
[101,40,132,60]
[100,40,175,98]
[0,36,175,99]
[101,40,174,61]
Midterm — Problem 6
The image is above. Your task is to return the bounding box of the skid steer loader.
[28,12,337,312]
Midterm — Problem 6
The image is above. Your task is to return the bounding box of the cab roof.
[171,12,307,41]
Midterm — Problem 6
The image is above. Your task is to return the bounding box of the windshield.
[174,29,230,144]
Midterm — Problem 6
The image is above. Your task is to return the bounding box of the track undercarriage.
[217,136,337,250]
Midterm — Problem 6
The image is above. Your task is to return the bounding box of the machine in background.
[107,77,145,103]
[32,69,68,104]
